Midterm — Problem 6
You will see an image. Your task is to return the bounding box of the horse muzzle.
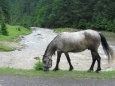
[43,66,49,71]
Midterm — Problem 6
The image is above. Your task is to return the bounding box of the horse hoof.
[69,69,73,71]
[69,68,74,71]
[53,68,59,71]
[95,70,99,73]
[95,68,101,73]
[87,69,93,72]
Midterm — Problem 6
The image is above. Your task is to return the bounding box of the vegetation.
[0,67,115,80]
[34,57,43,71]
[0,44,13,51]
[0,25,31,41]
[7,0,115,32]
[1,22,8,36]
[0,0,10,24]
[0,25,31,51]
[0,0,115,32]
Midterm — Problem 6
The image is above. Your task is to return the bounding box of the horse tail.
[99,33,114,62]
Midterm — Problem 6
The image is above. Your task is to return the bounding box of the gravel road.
[0,75,115,86]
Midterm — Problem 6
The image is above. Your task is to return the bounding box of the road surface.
[0,75,114,86]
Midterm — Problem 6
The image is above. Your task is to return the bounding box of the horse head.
[42,55,52,71]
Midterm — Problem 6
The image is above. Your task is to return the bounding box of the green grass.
[0,25,31,51]
[0,43,13,51]
[0,67,115,80]
[0,25,31,41]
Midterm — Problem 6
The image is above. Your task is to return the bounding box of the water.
[0,27,115,71]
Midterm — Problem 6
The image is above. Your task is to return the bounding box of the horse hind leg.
[95,53,101,73]
[88,51,101,73]
[64,53,74,71]
[88,51,97,72]
[53,51,62,71]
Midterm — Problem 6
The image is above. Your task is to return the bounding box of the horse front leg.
[53,51,62,71]
[64,52,74,71]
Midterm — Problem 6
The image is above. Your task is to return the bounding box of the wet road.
[0,75,115,86]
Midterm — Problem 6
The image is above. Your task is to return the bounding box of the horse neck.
[44,43,56,57]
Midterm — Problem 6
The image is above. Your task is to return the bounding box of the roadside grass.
[0,67,115,80]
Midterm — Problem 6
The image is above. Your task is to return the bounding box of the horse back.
[52,30,101,52]
[84,30,101,51]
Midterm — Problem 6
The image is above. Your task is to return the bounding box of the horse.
[42,29,114,72]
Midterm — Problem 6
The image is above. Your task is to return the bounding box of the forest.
[0,0,115,32]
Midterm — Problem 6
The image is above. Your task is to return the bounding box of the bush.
[1,22,8,36]
[34,57,43,71]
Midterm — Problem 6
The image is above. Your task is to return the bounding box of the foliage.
[0,22,8,36]
[34,58,43,71]
[8,0,115,32]
[0,0,10,23]
[0,7,5,24]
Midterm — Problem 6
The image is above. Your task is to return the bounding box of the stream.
[0,27,115,71]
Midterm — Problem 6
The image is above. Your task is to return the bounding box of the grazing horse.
[42,29,114,72]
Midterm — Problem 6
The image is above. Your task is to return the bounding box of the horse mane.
[44,40,56,56]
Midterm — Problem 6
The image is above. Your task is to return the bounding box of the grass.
[0,43,13,51]
[0,25,31,51]
[0,25,31,42]
[0,67,115,80]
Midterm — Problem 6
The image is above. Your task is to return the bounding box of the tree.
[0,0,10,23]
[0,7,5,24]
[8,0,115,32]
[1,22,8,36]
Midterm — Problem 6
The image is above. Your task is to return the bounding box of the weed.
[34,57,43,71]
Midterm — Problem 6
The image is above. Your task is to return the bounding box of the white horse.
[42,29,114,72]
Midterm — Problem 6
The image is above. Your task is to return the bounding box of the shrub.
[34,57,43,71]
[1,22,8,36]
